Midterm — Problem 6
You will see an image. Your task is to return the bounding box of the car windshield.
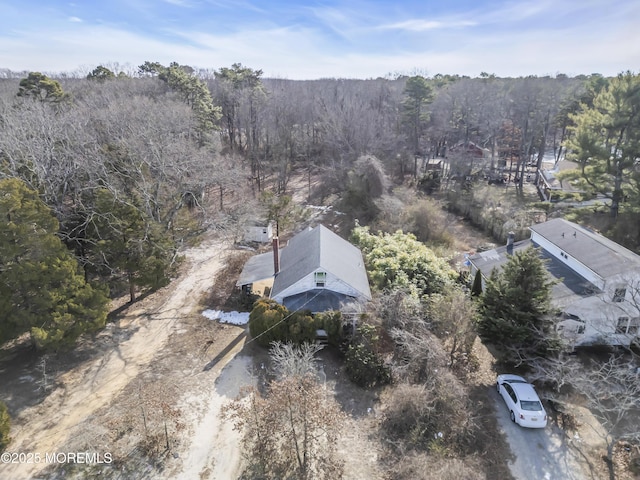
[520,400,543,411]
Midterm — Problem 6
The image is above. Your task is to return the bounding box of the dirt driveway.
[0,234,254,479]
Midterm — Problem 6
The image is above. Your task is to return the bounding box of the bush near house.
[312,311,343,347]
[345,323,391,388]
[249,299,289,347]
[249,299,345,347]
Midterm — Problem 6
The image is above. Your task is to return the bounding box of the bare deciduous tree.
[223,343,345,480]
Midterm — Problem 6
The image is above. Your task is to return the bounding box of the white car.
[496,374,547,428]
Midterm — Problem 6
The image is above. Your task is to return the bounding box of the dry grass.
[204,249,253,310]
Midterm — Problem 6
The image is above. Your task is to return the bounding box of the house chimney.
[272,237,280,275]
[506,231,515,255]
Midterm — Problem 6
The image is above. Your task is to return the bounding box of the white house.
[468,218,640,347]
[237,224,371,313]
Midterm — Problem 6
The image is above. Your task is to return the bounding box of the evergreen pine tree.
[0,178,109,350]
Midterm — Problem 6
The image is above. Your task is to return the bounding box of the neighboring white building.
[468,218,640,347]
[237,224,371,313]
[243,221,274,243]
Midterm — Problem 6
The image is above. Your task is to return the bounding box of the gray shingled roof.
[271,224,371,300]
[236,250,280,286]
[529,218,640,279]
[468,239,601,308]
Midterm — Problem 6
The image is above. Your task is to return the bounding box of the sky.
[1,0,638,79]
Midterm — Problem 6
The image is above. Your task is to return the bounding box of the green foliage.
[345,323,391,388]
[87,65,116,81]
[215,62,263,89]
[249,299,324,346]
[213,63,265,153]
[313,311,343,347]
[417,171,441,194]
[260,191,295,237]
[351,226,456,297]
[0,178,109,350]
[0,401,9,452]
[17,72,67,102]
[470,269,483,297]
[85,189,177,301]
[139,61,221,135]
[477,247,558,360]
[565,72,640,218]
[249,299,289,347]
[287,310,315,344]
[402,76,434,154]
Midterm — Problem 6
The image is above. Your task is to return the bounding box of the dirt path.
[1,235,237,480]
[175,353,254,480]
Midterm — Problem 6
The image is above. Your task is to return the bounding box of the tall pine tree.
[477,247,557,361]
[0,178,109,350]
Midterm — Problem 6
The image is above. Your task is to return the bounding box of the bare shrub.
[404,198,454,246]
[390,316,448,384]
[224,375,345,480]
[207,249,252,308]
[428,288,478,374]
[269,341,322,378]
[380,373,475,452]
[390,452,485,480]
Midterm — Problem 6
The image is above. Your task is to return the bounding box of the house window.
[613,287,627,303]
[629,318,640,336]
[616,317,629,334]
[615,317,639,335]
[314,271,327,288]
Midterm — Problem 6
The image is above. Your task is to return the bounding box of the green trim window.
[314,271,326,288]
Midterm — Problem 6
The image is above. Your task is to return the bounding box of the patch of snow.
[306,204,332,212]
[202,309,250,325]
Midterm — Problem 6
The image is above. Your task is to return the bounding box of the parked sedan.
[496,374,547,428]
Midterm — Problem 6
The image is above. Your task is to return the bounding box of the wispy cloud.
[0,0,637,79]
[163,0,193,6]
[380,19,476,31]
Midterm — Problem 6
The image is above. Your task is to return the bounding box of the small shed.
[244,221,274,243]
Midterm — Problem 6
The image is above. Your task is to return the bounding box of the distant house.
[468,218,640,347]
[449,141,490,159]
[237,224,372,313]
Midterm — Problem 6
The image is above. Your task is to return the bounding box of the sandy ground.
[175,354,254,480]
[0,235,246,480]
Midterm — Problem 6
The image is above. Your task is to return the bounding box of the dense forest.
[1,63,639,350]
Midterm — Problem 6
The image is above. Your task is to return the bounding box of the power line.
[244,289,326,346]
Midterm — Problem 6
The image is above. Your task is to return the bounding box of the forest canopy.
[1,64,638,348]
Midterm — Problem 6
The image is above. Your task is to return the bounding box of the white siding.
[244,224,273,243]
[560,286,640,347]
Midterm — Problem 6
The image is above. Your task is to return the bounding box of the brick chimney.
[272,237,280,275]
